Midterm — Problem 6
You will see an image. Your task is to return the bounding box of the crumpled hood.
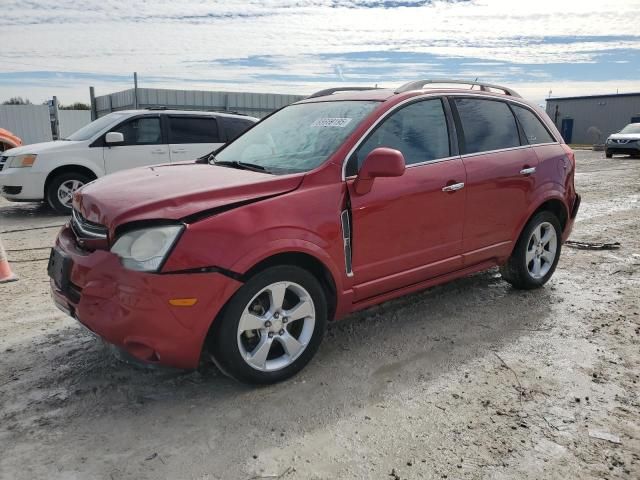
[608,133,640,141]
[3,140,84,156]
[74,162,304,231]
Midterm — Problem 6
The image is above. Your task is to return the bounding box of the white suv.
[0,109,257,213]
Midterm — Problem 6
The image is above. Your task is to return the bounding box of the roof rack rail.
[145,106,168,110]
[394,79,521,98]
[307,86,379,99]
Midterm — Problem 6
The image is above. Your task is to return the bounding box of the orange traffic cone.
[0,236,18,283]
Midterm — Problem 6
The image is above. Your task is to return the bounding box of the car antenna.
[470,77,478,90]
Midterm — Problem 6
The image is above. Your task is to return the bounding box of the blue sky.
[1,0,639,105]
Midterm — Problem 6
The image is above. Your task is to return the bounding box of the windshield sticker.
[311,117,352,128]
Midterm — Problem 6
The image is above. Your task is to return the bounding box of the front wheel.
[210,265,327,384]
[500,211,562,290]
[46,172,91,214]
[605,151,613,158]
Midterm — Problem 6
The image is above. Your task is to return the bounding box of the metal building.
[93,88,305,119]
[545,93,640,145]
[0,105,53,144]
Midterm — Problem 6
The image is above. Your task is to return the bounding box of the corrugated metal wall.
[0,105,53,144]
[58,110,92,139]
[545,94,640,144]
[95,88,305,118]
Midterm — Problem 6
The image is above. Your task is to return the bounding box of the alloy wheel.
[237,281,316,372]
[525,221,557,279]
[57,179,85,208]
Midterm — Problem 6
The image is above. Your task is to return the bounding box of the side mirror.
[105,131,124,145]
[353,147,405,194]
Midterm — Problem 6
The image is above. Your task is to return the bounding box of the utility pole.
[134,72,139,109]
[89,86,97,120]
[51,96,60,140]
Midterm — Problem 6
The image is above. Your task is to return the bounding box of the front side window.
[455,98,520,154]
[65,112,129,141]
[169,116,220,144]
[113,117,162,145]
[349,99,450,175]
[214,101,379,174]
[512,105,555,145]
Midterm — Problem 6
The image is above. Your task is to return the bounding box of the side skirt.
[350,259,498,313]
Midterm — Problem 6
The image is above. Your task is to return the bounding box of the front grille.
[71,208,108,240]
[0,156,7,172]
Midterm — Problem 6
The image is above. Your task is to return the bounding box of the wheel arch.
[513,195,569,244]
[44,164,99,194]
[243,251,338,323]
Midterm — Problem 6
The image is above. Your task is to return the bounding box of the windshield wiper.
[213,160,271,174]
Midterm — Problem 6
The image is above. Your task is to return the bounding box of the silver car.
[605,123,640,158]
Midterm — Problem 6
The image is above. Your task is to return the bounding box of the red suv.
[49,80,580,384]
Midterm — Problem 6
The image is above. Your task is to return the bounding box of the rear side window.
[223,117,254,142]
[168,116,220,144]
[455,98,520,154]
[113,117,162,145]
[351,99,450,173]
[512,105,555,145]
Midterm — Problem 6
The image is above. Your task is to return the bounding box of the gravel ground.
[0,150,638,480]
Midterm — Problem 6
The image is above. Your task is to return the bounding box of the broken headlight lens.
[111,225,183,272]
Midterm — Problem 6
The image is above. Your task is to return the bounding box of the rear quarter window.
[168,116,220,144]
[511,105,556,145]
[454,98,520,154]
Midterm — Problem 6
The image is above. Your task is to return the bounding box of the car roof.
[115,109,258,121]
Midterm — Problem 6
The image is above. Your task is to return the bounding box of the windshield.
[620,124,640,134]
[65,112,129,141]
[214,101,379,174]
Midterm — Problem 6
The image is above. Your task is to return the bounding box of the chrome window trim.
[459,144,530,158]
[340,92,561,180]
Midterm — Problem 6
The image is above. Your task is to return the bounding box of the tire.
[210,265,327,384]
[500,211,562,290]
[46,172,91,215]
[605,151,613,158]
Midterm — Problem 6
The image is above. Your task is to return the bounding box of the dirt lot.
[0,150,638,479]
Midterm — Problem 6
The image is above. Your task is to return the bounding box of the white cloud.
[1,0,639,103]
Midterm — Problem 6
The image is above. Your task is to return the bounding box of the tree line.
[2,97,90,110]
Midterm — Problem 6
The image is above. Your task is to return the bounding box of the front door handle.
[172,148,187,153]
[442,182,465,192]
[520,167,536,175]
[151,149,167,154]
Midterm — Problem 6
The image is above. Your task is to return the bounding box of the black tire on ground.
[605,151,613,158]
[46,172,92,215]
[500,211,562,290]
[210,265,328,384]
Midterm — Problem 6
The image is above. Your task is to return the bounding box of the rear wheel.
[210,265,327,384]
[46,172,91,214]
[500,211,562,290]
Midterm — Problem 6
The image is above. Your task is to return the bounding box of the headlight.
[111,225,183,272]
[8,154,37,168]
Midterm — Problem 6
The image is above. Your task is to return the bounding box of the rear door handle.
[520,167,536,175]
[442,182,465,192]
[172,148,186,153]
[151,149,167,154]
